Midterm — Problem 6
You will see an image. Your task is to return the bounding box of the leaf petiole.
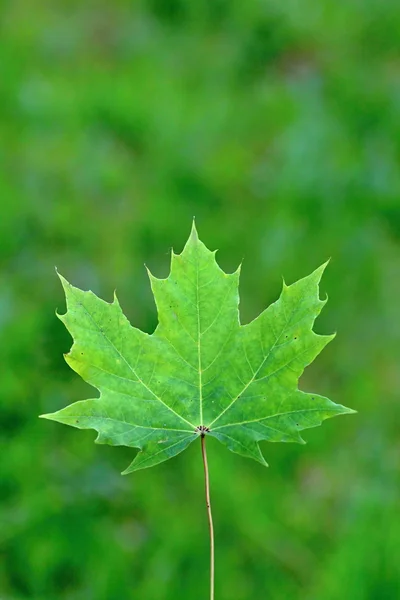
[201,434,214,600]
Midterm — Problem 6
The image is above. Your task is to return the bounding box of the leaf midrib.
[195,243,203,426]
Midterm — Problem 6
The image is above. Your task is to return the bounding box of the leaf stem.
[201,434,214,600]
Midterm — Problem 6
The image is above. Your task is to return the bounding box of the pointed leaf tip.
[315,261,330,280]
[235,262,242,276]
[39,412,53,420]
[56,271,71,291]
[113,290,120,305]
[190,218,198,239]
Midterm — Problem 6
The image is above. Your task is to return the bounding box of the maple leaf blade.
[42,227,355,472]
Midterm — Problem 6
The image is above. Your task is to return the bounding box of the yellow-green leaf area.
[41,223,355,472]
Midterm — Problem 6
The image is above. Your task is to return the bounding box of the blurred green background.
[1,1,399,599]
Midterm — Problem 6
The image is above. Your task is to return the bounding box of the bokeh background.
[1,1,399,599]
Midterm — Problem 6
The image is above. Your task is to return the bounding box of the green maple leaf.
[41,224,354,473]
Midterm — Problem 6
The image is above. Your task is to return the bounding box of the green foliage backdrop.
[1,1,399,599]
